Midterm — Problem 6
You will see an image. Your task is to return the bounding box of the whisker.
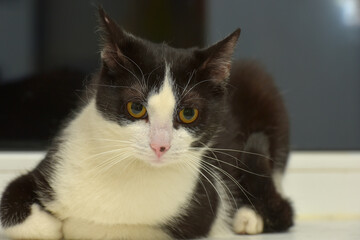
[98,154,133,175]
[207,147,273,162]
[146,64,164,85]
[202,160,256,200]
[185,155,227,211]
[181,70,197,96]
[93,152,132,176]
[201,155,269,178]
[84,147,132,163]
[180,79,216,101]
[180,162,215,214]
[121,54,145,85]
[199,161,238,209]
[110,54,143,87]
[89,84,145,97]
[188,153,256,210]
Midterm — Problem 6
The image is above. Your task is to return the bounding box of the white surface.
[284,151,360,220]
[0,220,358,239]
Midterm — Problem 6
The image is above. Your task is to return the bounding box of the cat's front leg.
[0,174,63,240]
[232,134,294,234]
[233,189,293,234]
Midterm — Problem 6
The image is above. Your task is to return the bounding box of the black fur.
[0,173,38,227]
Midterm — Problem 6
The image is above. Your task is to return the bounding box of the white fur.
[3,204,62,240]
[147,65,176,127]
[63,218,170,240]
[272,170,284,196]
[208,177,235,237]
[43,66,204,238]
[233,206,264,235]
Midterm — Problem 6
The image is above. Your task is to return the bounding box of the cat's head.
[92,8,240,167]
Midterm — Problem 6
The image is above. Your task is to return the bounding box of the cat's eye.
[179,108,199,124]
[127,102,147,119]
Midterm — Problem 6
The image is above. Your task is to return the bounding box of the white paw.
[4,204,63,240]
[233,207,264,235]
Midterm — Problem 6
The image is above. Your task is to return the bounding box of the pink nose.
[150,143,170,158]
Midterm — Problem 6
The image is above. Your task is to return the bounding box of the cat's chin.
[146,158,177,168]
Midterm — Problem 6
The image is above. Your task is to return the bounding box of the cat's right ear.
[98,7,130,70]
[196,29,240,84]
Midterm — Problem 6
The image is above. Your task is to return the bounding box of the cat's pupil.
[131,103,143,114]
[183,108,195,120]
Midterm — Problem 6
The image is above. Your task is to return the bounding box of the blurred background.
[0,0,359,151]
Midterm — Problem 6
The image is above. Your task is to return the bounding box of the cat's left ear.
[197,29,240,83]
[98,7,132,69]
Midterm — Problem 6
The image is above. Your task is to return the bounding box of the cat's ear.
[198,29,240,83]
[98,7,131,69]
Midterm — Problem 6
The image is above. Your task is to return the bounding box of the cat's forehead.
[123,46,199,96]
[147,65,176,124]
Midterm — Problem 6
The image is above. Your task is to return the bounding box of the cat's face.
[92,9,239,167]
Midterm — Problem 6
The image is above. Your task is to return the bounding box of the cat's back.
[226,60,289,167]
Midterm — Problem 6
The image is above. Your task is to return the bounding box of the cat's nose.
[150,143,171,158]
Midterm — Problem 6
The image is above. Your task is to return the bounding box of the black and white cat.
[0,8,293,239]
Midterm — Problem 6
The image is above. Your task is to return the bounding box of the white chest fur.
[45,101,201,226]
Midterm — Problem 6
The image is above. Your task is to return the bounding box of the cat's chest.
[48,158,200,225]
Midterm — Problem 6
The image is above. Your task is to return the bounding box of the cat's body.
[0,9,293,240]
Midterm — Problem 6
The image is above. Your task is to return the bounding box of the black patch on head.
[94,9,240,151]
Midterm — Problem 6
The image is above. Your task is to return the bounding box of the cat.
[0,7,293,240]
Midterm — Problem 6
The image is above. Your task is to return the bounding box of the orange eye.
[179,108,199,124]
[127,102,147,119]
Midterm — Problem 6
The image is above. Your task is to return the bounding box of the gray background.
[207,0,360,150]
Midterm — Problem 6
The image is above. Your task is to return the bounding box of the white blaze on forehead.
[147,65,176,126]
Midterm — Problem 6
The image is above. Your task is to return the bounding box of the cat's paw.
[233,207,263,235]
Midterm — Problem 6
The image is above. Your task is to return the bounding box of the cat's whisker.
[92,151,132,175]
[86,144,132,152]
[89,84,145,97]
[188,153,255,210]
[189,146,273,162]
[210,150,248,168]
[88,138,134,144]
[146,64,164,85]
[189,145,265,177]
[181,70,197,96]
[207,147,273,162]
[84,147,132,162]
[199,162,238,209]
[120,54,145,84]
[201,154,269,178]
[181,162,215,215]
[109,54,143,88]
[184,155,228,211]
[185,153,239,210]
[196,141,224,169]
[180,79,217,101]
[202,160,256,200]
[117,158,137,175]
[97,153,133,176]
